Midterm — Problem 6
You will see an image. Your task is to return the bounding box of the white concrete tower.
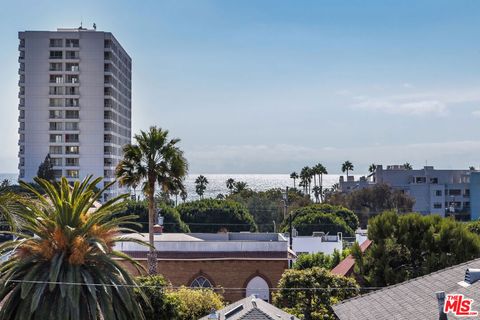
[18,27,132,200]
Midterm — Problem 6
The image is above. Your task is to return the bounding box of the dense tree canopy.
[293,250,346,270]
[283,204,358,237]
[135,276,224,320]
[36,154,55,181]
[226,188,311,232]
[326,183,415,226]
[177,199,258,232]
[355,211,480,287]
[119,200,190,233]
[273,267,359,320]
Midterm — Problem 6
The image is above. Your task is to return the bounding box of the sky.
[1,0,480,174]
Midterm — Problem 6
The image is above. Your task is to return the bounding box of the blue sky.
[1,0,480,173]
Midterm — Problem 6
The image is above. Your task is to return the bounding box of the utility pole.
[283,187,292,250]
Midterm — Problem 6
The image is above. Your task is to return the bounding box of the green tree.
[226,188,312,232]
[284,204,359,236]
[195,175,208,199]
[290,172,299,189]
[358,211,480,287]
[177,199,258,233]
[312,186,321,203]
[36,154,55,181]
[300,166,312,195]
[225,178,235,194]
[273,267,359,320]
[135,275,178,320]
[233,181,249,193]
[326,183,414,227]
[403,162,413,170]
[116,126,188,274]
[293,251,347,270]
[0,176,147,320]
[119,200,190,233]
[166,287,224,320]
[341,161,354,178]
[313,163,328,202]
[368,163,376,174]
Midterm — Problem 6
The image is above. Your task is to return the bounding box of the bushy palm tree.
[403,162,413,170]
[290,172,298,189]
[341,161,354,178]
[368,163,376,174]
[116,126,188,274]
[233,181,248,193]
[226,178,235,194]
[0,176,147,320]
[195,175,208,199]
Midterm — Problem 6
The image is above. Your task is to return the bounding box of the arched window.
[190,276,212,288]
[246,276,269,302]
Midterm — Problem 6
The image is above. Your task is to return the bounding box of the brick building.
[115,233,294,302]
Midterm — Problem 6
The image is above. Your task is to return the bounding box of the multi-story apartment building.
[18,27,131,200]
[339,165,480,220]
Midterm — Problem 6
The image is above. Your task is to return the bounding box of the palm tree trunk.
[293,178,296,189]
[147,179,157,275]
[319,174,323,202]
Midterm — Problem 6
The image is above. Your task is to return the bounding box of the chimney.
[465,268,480,284]
[435,291,448,320]
[153,224,163,234]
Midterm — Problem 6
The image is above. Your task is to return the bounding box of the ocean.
[0,173,359,201]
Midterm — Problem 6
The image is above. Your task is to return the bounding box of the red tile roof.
[330,240,372,277]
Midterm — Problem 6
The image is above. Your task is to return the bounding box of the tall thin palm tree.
[195,175,208,199]
[116,126,188,274]
[312,186,321,203]
[290,172,299,189]
[368,163,376,174]
[0,176,147,320]
[300,167,311,196]
[314,163,328,202]
[341,161,354,179]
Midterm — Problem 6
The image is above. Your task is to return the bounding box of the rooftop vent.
[225,304,244,319]
[435,291,448,320]
[465,268,480,284]
[207,308,219,320]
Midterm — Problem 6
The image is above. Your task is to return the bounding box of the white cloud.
[350,88,480,117]
[187,141,480,173]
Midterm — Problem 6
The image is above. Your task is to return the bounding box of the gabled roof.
[199,296,299,320]
[333,257,480,320]
[331,240,372,276]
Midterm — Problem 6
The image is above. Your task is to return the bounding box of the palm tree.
[300,167,311,196]
[470,166,476,171]
[0,176,147,320]
[403,162,413,170]
[314,163,328,202]
[368,163,376,174]
[195,175,209,199]
[312,186,321,203]
[233,181,248,193]
[116,126,188,274]
[290,172,298,189]
[341,161,354,178]
[226,178,235,194]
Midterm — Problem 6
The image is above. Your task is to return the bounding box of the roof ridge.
[334,257,480,306]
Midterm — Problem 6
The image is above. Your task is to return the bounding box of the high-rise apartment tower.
[18,27,131,200]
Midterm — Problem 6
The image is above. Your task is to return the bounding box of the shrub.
[177,199,257,232]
